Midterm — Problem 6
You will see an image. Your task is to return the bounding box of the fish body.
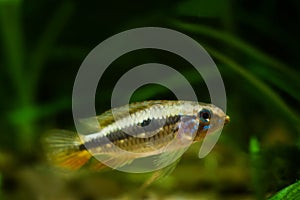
[44,100,229,171]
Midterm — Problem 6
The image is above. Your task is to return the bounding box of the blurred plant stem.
[204,47,300,134]
[0,0,25,100]
[249,137,264,200]
[0,172,2,200]
[0,0,32,152]
[27,1,74,97]
[171,21,299,78]
[0,0,74,152]
[171,21,300,102]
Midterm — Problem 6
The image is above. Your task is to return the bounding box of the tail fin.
[43,129,92,171]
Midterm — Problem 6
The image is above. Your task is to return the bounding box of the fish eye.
[199,109,211,122]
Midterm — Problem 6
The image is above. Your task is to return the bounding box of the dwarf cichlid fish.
[44,100,230,174]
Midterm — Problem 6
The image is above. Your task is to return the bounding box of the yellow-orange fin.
[43,129,91,171]
[86,157,108,171]
[140,158,180,191]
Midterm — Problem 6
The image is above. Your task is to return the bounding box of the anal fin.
[140,158,181,191]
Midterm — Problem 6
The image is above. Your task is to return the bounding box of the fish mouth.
[225,115,230,124]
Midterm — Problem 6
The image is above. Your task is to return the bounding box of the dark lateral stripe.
[79,143,87,151]
[84,115,181,149]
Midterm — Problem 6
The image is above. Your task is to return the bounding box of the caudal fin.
[43,129,92,171]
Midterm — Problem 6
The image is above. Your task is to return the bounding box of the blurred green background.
[0,0,300,199]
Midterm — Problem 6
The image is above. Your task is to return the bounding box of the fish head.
[193,104,229,141]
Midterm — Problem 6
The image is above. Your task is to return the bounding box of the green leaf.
[268,180,300,200]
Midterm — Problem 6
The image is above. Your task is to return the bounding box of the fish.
[44,100,230,180]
